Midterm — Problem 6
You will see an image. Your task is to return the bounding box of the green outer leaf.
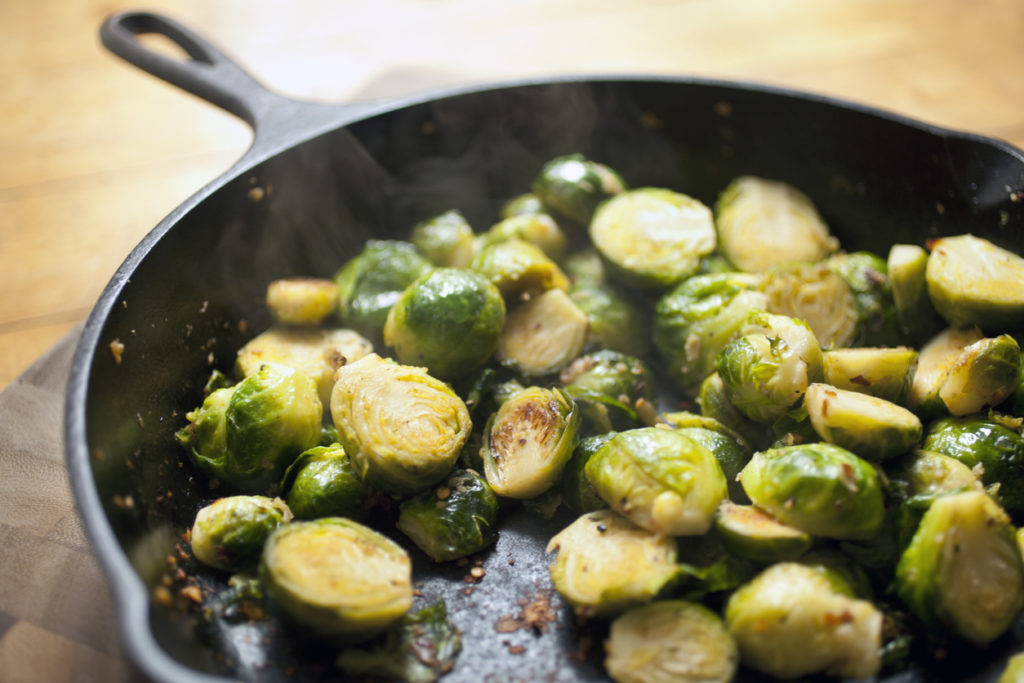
[396,469,499,562]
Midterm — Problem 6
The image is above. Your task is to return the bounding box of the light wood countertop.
[3,0,1024,390]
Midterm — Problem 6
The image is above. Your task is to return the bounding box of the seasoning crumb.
[493,590,557,635]
[109,339,125,364]
[247,186,266,202]
[436,486,451,500]
[470,567,485,579]
[503,641,527,655]
[180,585,203,603]
[153,586,173,607]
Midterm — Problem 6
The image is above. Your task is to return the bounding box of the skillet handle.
[100,11,342,138]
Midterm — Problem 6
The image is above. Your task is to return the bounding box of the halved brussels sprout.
[716,312,823,423]
[179,362,323,491]
[761,261,858,348]
[724,562,883,679]
[496,288,589,377]
[922,415,1024,516]
[500,192,544,219]
[590,188,717,289]
[888,243,942,344]
[409,209,476,268]
[396,469,499,562]
[265,277,339,326]
[827,251,902,347]
[560,350,656,433]
[334,240,433,343]
[926,234,1024,329]
[713,175,838,273]
[260,518,413,639]
[479,213,567,262]
[235,326,373,410]
[822,346,917,405]
[804,383,922,461]
[739,443,885,540]
[654,272,767,394]
[546,509,678,618]
[563,248,607,287]
[470,237,569,300]
[330,354,471,497]
[191,495,291,572]
[532,153,626,226]
[569,280,651,358]
[697,372,774,452]
[895,490,1024,645]
[998,653,1024,683]
[560,432,614,514]
[887,449,983,501]
[667,420,750,502]
[280,444,369,521]
[335,600,462,683]
[481,386,580,499]
[604,600,738,683]
[909,325,984,418]
[714,501,812,564]
[383,267,505,381]
[938,334,1021,416]
[584,427,727,536]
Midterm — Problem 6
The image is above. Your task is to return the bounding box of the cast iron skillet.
[66,10,1024,683]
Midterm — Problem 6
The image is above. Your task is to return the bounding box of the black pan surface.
[66,11,1024,683]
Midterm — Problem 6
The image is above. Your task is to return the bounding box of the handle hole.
[136,32,196,65]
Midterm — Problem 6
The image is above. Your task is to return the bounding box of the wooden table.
[2,0,1023,680]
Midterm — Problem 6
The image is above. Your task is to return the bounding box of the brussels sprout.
[561,432,614,514]
[396,469,499,562]
[560,350,657,432]
[176,385,233,479]
[336,600,462,683]
[546,510,678,618]
[716,312,823,423]
[331,354,471,497]
[496,288,589,377]
[481,386,580,499]
[713,175,838,273]
[798,547,875,600]
[569,280,651,358]
[382,268,505,381]
[909,325,984,418]
[895,490,1024,645]
[938,334,1021,416]
[562,248,607,286]
[804,383,922,461]
[532,153,626,226]
[479,213,567,262]
[470,238,569,300]
[260,518,413,639]
[670,423,750,502]
[922,415,1024,516]
[235,326,373,410]
[409,209,475,268]
[998,653,1024,683]
[739,443,885,540]
[500,192,544,219]
[280,444,369,521]
[190,495,291,572]
[589,188,717,289]
[265,277,339,326]
[653,272,768,394]
[888,243,943,344]
[584,427,727,536]
[334,240,433,343]
[887,449,983,501]
[697,372,774,452]
[926,234,1024,329]
[604,600,738,683]
[179,362,322,491]
[826,250,902,347]
[714,501,812,564]
[761,261,858,348]
[724,562,883,679]
[822,346,917,405]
